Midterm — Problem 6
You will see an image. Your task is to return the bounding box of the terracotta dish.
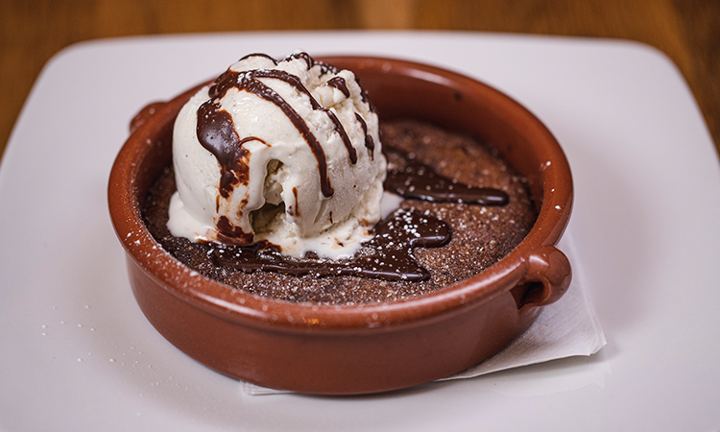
[108,56,573,395]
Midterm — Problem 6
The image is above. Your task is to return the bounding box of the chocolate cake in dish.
[108,54,573,395]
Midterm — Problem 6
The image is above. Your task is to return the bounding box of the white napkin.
[242,236,606,395]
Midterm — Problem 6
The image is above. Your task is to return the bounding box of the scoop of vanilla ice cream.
[168,52,386,259]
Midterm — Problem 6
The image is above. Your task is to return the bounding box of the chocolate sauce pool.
[213,208,450,282]
[384,147,508,206]
[189,53,509,282]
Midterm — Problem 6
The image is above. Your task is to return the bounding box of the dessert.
[141,52,537,305]
[143,120,536,304]
[109,54,573,394]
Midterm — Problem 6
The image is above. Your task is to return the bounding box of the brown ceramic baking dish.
[108,56,573,395]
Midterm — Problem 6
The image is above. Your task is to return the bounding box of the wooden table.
[1,0,718,162]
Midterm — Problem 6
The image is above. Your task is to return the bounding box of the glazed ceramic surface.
[108,56,573,394]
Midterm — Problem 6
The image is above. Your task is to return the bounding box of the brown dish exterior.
[108,56,573,395]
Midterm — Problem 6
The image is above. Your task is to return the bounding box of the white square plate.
[1,31,719,431]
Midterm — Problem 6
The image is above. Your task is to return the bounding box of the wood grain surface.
[1,0,718,162]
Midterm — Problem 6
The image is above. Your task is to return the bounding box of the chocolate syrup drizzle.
[327,76,350,98]
[194,53,509,282]
[355,113,376,158]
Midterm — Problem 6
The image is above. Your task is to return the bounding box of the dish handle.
[511,245,571,309]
